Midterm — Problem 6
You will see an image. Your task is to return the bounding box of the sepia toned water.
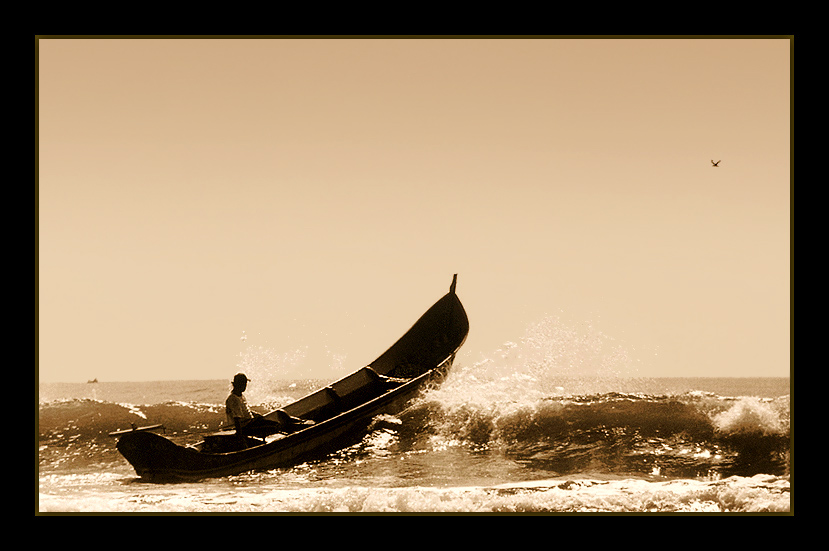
[38,319,791,514]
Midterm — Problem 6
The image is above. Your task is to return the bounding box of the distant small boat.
[87,378,98,384]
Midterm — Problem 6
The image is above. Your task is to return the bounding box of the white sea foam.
[38,472,790,513]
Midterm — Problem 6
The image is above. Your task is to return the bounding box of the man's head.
[232,372,249,392]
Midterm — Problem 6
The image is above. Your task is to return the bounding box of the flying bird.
[711,160,721,167]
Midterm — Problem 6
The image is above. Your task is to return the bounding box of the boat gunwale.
[217,349,456,459]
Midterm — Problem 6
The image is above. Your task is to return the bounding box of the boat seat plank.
[329,367,404,410]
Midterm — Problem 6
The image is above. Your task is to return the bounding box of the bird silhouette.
[711,160,721,167]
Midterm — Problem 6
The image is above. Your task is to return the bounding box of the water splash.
[232,345,308,405]
[235,345,308,381]
[413,314,647,457]
[233,342,351,407]
[430,314,642,408]
[712,397,787,436]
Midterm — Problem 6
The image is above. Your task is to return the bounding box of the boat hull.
[115,279,468,480]
[117,354,455,480]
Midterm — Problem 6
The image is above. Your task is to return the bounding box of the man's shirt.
[226,392,252,426]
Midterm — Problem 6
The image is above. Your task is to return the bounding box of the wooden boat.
[114,275,469,480]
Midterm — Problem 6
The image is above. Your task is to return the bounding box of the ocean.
[37,353,791,514]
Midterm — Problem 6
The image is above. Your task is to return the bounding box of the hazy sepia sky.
[37,37,791,383]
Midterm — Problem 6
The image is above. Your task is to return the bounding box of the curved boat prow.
[369,274,468,379]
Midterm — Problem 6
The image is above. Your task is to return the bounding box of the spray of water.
[430,314,642,408]
[712,398,787,436]
[408,315,650,453]
[232,341,351,408]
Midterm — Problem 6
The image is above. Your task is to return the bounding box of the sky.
[37,37,791,383]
